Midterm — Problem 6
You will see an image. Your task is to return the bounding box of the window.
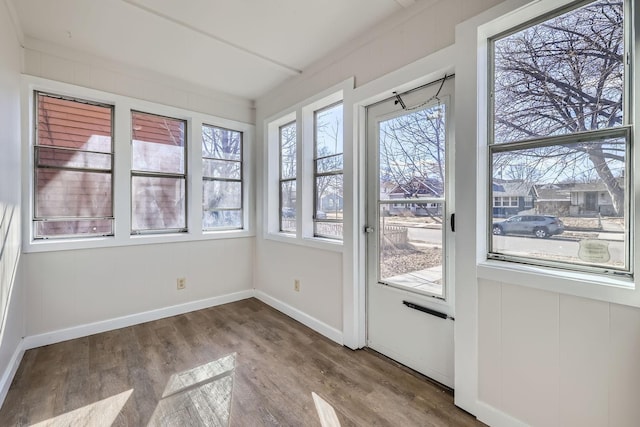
[489,0,630,274]
[493,196,518,207]
[33,93,114,239]
[202,124,243,230]
[279,121,297,234]
[131,111,187,234]
[314,103,343,239]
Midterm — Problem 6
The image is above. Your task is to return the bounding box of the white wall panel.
[501,284,559,427]
[477,279,501,407]
[609,304,640,427]
[559,295,609,427]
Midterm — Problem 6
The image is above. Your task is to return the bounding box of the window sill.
[264,232,344,253]
[477,259,640,308]
[24,229,255,253]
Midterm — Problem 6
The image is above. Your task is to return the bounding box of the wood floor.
[0,299,483,426]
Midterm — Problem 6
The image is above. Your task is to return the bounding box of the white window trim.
[264,79,353,253]
[456,0,640,307]
[22,76,255,253]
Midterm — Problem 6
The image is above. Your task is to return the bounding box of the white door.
[366,78,455,388]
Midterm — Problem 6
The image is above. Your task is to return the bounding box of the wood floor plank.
[0,299,484,426]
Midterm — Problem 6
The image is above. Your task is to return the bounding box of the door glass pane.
[378,202,444,297]
[377,103,447,297]
[379,104,446,201]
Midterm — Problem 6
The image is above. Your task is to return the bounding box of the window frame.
[201,123,244,231]
[32,91,115,240]
[264,81,351,252]
[23,76,255,253]
[278,120,297,234]
[486,0,633,277]
[130,110,188,235]
[313,101,344,240]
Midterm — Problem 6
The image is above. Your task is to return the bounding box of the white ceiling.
[11,0,418,100]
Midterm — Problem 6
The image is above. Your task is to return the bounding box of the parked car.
[492,215,564,238]
[315,210,327,219]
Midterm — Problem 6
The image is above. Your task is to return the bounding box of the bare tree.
[493,0,625,214]
[379,104,446,198]
[315,110,343,214]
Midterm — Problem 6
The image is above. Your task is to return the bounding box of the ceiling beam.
[121,0,302,76]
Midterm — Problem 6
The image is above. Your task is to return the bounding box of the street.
[398,225,625,266]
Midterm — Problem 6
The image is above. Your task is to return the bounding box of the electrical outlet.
[177,278,186,290]
[294,279,300,292]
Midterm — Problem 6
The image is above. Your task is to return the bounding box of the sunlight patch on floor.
[30,389,133,427]
[148,353,236,426]
[312,392,341,427]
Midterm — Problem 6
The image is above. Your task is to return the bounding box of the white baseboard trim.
[254,290,343,345]
[0,338,25,408]
[24,290,255,350]
[476,401,528,427]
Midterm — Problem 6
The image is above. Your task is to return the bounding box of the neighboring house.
[533,182,621,217]
[492,180,534,217]
[567,183,618,216]
[387,177,443,216]
[318,193,343,212]
[532,184,571,216]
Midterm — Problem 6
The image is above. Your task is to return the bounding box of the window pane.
[316,103,343,156]
[36,169,112,217]
[203,180,241,210]
[315,222,343,239]
[315,174,343,219]
[379,104,446,200]
[203,159,241,179]
[316,154,343,174]
[202,125,241,161]
[379,202,444,297]
[280,180,296,233]
[132,111,185,174]
[132,176,185,231]
[491,135,627,270]
[34,219,113,238]
[280,122,296,179]
[493,0,624,144]
[203,210,242,229]
[36,147,111,170]
[37,94,112,152]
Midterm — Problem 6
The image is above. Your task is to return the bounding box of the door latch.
[364,226,374,234]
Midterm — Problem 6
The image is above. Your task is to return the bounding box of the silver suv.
[492,215,564,238]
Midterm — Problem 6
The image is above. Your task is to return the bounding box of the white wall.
[256,0,640,426]
[19,34,257,340]
[0,0,25,402]
[22,40,254,124]
[24,239,254,337]
[254,0,504,342]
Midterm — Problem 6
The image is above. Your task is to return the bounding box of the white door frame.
[344,46,457,349]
